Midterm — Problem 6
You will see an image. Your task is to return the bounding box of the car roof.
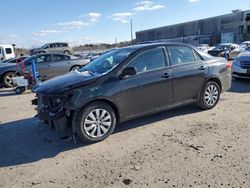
[34,53,70,56]
[48,42,68,44]
[120,42,194,51]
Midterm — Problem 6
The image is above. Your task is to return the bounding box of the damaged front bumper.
[32,95,70,121]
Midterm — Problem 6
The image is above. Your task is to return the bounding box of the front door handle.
[199,66,206,70]
[161,73,170,79]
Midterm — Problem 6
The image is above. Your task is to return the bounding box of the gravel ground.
[0,79,249,188]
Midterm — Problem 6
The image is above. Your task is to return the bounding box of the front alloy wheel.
[76,102,117,143]
[84,109,112,138]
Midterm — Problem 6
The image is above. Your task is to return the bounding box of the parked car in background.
[0,45,15,61]
[0,53,90,87]
[29,42,74,55]
[196,44,210,53]
[232,52,250,79]
[241,41,250,48]
[84,51,102,60]
[224,41,250,60]
[32,42,231,143]
[208,43,238,59]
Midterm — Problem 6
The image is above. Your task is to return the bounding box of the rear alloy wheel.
[3,72,16,88]
[198,81,220,110]
[76,102,117,143]
[70,65,81,72]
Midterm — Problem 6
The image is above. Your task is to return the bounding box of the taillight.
[226,62,231,71]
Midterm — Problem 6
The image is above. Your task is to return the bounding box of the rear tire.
[76,102,117,143]
[70,65,81,72]
[15,86,25,94]
[3,72,16,88]
[197,81,220,110]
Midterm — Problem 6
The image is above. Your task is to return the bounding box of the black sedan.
[33,42,232,143]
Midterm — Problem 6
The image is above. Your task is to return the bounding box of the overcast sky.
[0,0,249,48]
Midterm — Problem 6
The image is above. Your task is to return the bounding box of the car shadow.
[115,105,200,133]
[229,79,250,93]
[0,118,83,167]
[0,88,16,97]
[0,88,33,97]
[0,105,200,168]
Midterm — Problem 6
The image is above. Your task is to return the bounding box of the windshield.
[80,48,134,74]
[41,44,49,49]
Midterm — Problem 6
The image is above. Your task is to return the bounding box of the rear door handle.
[199,66,206,70]
[161,73,170,79]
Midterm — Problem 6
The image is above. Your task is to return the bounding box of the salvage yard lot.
[0,80,250,188]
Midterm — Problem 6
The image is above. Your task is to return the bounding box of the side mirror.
[120,67,137,79]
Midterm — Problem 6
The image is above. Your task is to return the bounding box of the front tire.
[76,102,117,143]
[198,81,220,110]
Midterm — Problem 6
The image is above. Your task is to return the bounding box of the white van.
[0,45,15,61]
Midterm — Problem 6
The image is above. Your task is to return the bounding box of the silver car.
[232,52,250,79]
[29,42,74,55]
[25,53,90,80]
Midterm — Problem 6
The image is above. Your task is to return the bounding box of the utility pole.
[115,37,117,46]
[130,19,133,45]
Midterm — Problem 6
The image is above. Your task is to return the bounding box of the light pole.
[130,19,133,45]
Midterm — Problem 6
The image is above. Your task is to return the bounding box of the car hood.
[33,71,99,95]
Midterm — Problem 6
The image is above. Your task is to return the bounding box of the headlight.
[56,98,62,103]
[233,59,241,66]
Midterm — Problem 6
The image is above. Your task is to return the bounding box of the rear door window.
[50,44,56,48]
[167,45,196,65]
[53,54,66,62]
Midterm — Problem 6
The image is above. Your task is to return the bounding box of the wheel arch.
[78,98,120,123]
[64,50,71,55]
[205,76,222,92]
[198,76,222,100]
[1,71,20,80]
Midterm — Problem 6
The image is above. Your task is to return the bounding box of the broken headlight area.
[35,94,71,121]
